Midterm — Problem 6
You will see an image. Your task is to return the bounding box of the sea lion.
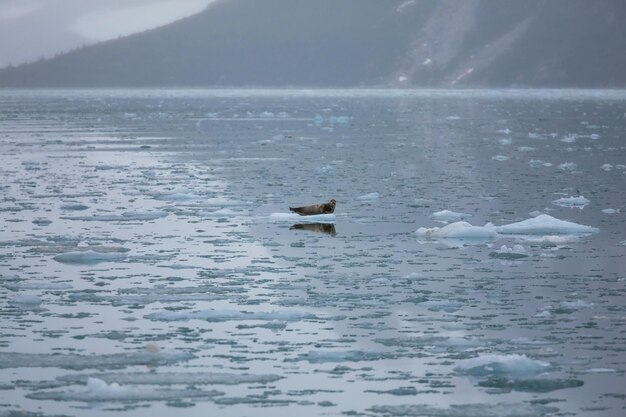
[289,199,336,216]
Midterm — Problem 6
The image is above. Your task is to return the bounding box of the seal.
[289,199,336,216]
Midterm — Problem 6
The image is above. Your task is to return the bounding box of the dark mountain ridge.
[2,0,625,88]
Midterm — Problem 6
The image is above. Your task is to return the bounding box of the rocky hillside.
[1,0,625,87]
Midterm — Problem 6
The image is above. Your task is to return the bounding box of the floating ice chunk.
[455,354,550,377]
[0,351,195,370]
[146,309,341,323]
[602,208,620,214]
[446,116,461,120]
[154,192,203,201]
[492,155,509,161]
[529,159,552,167]
[356,192,380,201]
[560,299,593,310]
[558,162,577,171]
[53,251,127,265]
[561,135,577,143]
[368,403,555,417]
[26,377,222,402]
[199,208,241,217]
[60,203,89,211]
[269,212,335,223]
[477,377,583,393]
[494,214,598,235]
[552,196,590,208]
[517,146,536,152]
[16,282,72,290]
[490,245,528,260]
[11,294,42,305]
[498,138,512,145]
[63,211,167,222]
[431,210,471,223]
[601,163,613,171]
[300,350,397,363]
[57,372,282,386]
[416,222,498,242]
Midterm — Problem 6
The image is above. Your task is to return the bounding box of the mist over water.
[0,89,625,417]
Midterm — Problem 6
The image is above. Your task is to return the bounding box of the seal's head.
[326,199,336,213]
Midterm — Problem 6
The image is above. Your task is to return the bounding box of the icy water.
[0,89,625,417]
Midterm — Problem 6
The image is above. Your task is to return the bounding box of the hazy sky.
[0,0,217,68]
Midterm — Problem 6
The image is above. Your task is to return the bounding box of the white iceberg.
[552,196,590,208]
[494,214,598,235]
[416,222,498,242]
[431,210,471,223]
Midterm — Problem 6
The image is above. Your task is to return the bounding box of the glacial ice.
[455,354,550,377]
[356,192,380,201]
[431,210,471,223]
[56,372,283,386]
[53,250,127,265]
[0,351,195,370]
[367,403,557,417]
[62,211,168,221]
[552,196,590,208]
[416,222,498,242]
[494,214,598,235]
[145,309,341,323]
[26,377,223,402]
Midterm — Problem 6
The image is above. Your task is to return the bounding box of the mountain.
[2,0,625,88]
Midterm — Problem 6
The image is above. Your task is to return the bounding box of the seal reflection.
[290,223,337,236]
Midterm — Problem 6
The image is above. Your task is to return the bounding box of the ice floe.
[56,372,282,386]
[0,351,194,370]
[552,195,590,208]
[602,208,620,214]
[367,403,556,417]
[53,250,127,265]
[356,192,380,201]
[431,210,471,223]
[455,354,550,377]
[62,211,168,221]
[146,309,343,323]
[416,222,498,243]
[490,245,528,260]
[26,377,223,402]
[494,214,598,235]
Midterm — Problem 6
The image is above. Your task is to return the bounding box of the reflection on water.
[290,223,337,236]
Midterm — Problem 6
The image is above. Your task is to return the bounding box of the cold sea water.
[0,89,625,417]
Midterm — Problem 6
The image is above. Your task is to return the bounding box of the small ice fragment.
[552,196,590,208]
[11,295,42,305]
[53,251,127,265]
[558,162,577,171]
[455,354,550,377]
[356,192,380,201]
[517,146,536,152]
[416,222,498,241]
[498,138,512,145]
[602,208,620,214]
[494,214,598,235]
[431,210,471,223]
[601,163,613,171]
[492,155,509,161]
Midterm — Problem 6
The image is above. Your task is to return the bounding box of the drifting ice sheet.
[494,214,598,235]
